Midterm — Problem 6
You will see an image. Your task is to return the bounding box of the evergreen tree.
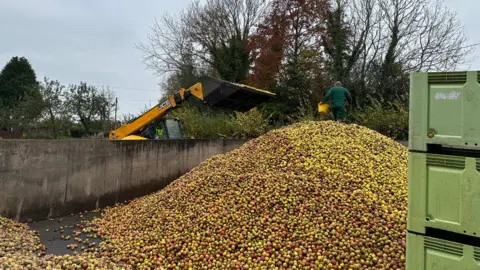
[212,37,251,83]
[0,56,40,107]
[0,56,44,131]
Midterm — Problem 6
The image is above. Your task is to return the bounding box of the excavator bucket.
[199,76,275,112]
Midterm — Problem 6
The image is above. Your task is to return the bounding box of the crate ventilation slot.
[475,247,480,261]
[428,72,467,84]
[477,71,480,84]
[426,154,466,169]
[477,159,480,172]
[424,237,463,256]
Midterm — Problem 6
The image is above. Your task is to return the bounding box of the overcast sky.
[0,0,191,116]
[1,0,479,117]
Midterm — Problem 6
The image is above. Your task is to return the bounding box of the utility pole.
[114,97,118,129]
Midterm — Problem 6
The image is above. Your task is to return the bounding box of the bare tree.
[186,0,268,82]
[321,0,379,106]
[184,0,267,57]
[138,0,268,85]
[64,83,115,134]
[391,0,473,72]
[136,13,202,78]
[343,0,472,73]
[331,0,386,105]
[325,0,473,104]
[347,0,384,74]
[39,77,65,138]
[97,86,116,132]
[375,0,472,100]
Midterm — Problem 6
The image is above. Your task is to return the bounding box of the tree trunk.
[79,118,90,134]
[48,108,57,138]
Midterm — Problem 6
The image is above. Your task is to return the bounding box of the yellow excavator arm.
[109,83,204,140]
[109,76,275,140]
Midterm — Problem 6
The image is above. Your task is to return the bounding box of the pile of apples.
[0,121,408,269]
[90,121,408,269]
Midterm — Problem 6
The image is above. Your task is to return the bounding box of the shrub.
[351,97,408,140]
[228,108,269,139]
[70,127,86,138]
[171,96,408,141]
[171,104,271,139]
[171,105,233,139]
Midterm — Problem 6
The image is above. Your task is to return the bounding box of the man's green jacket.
[322,86,352,108]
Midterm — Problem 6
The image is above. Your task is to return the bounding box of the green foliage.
[70,126,87,138]
[0,56,44,131]
[293,99,315,123]
[39,77,65,138]
[171,104,270,139]
[260,86,297,125]
[213,37,251,82]
[137,0,470,142]
[12,90,45,129]
[260,101,293,127]
[350,97,409,140]
[161,70,199,98]
[260,82,316,127]
[0,88,45,132]
[64,82,114,134]
[228,108,269,139]
[0,56,39,108]
[159,43,206,99]
[323,5,352,82]
[171,104,233,138]
[22,118,75,139]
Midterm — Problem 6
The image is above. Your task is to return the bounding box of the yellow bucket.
[318,103,329,114]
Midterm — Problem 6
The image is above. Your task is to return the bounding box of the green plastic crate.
[409,71,480,152]
[406,232,480,270]
[407,152,480,237]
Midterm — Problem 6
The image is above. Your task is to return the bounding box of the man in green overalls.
[319,81,352,122]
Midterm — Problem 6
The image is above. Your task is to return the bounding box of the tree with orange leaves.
[249,0,331,122]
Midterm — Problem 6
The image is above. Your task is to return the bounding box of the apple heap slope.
[0,215,43,259]
[89,120,408,269]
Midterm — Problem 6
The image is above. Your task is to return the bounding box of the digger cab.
[144,118,184,140]
[122,118,185,140]
[160,118,184,139]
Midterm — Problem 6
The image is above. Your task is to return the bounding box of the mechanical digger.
[109,76,275,140]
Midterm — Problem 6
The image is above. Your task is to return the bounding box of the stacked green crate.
[407,233,480,269]
[406,71,480,269]
[408,71,480,151]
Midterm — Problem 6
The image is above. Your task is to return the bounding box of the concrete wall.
[0,139,246,222]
